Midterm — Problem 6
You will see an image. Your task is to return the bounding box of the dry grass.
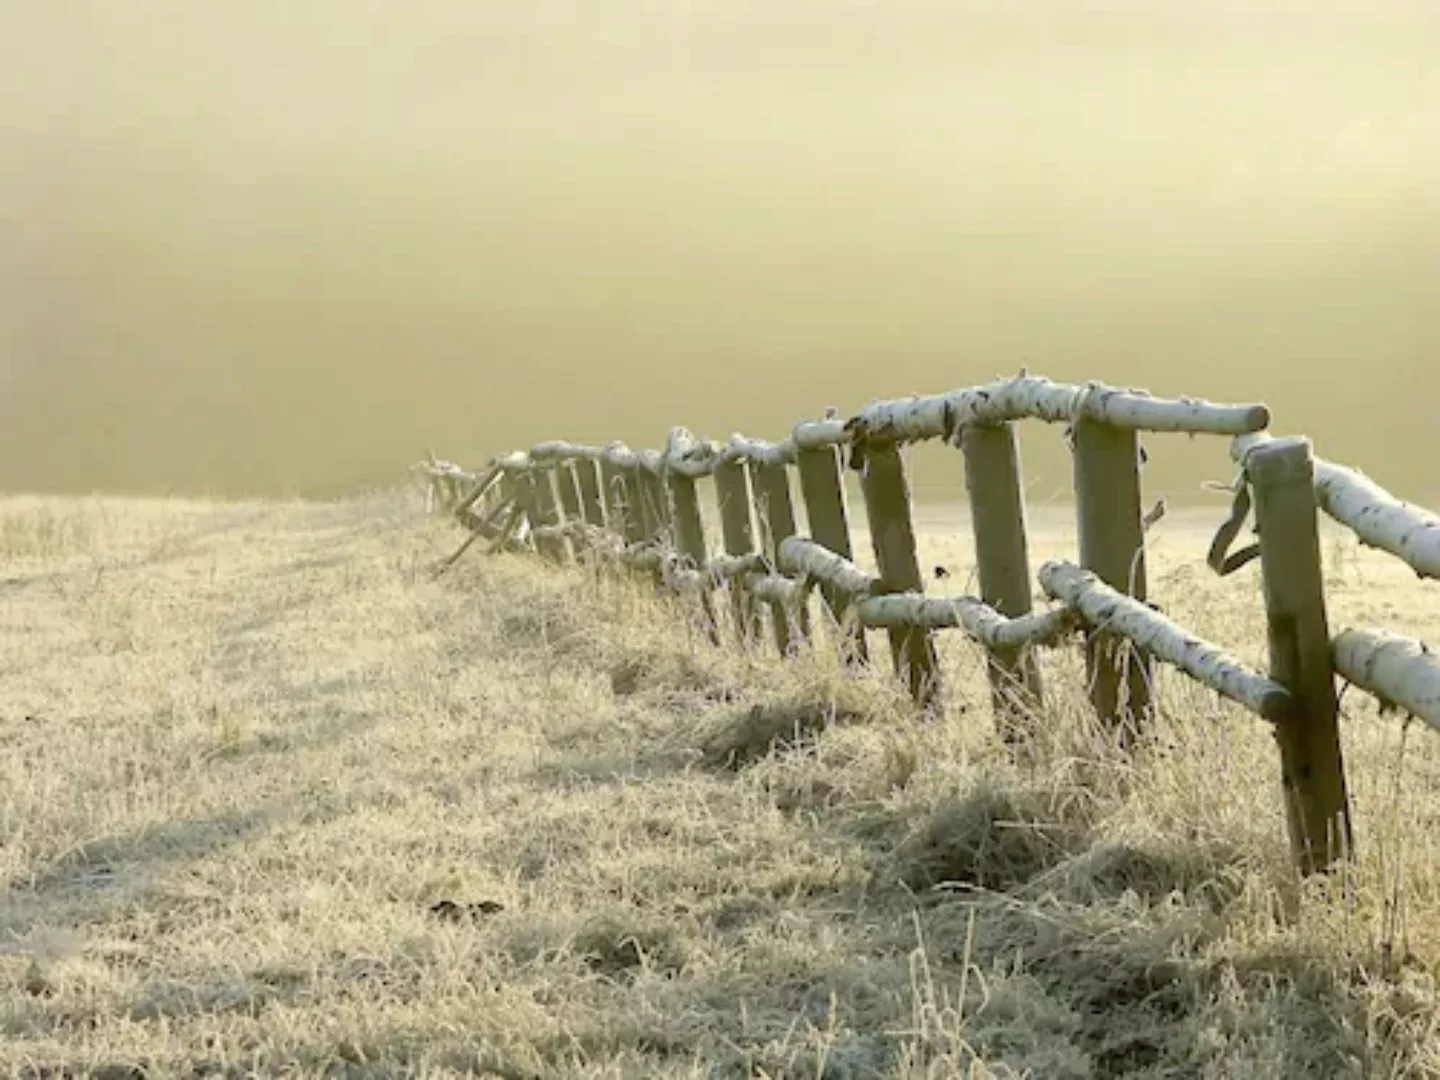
[2,489,1440,1078]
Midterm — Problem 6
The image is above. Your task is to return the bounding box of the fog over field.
[3,2,1437,501]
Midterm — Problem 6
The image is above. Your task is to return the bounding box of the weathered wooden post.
[752,461,810,655]
[528,467,569,564]
[666,469,722,645]
[599,458,631,541]
[1247,436,1353,874]
[554,462,587,555]
[621,466,650,545]
[795,440,869,665]
[638,465,671,543]
[961,422,1045,743]
[1072,418,1153,741]
[713,458,765,644]
[573,458,606,529]
[857,441,940,709]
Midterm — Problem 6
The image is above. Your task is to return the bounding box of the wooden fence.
[415,372,1440,877]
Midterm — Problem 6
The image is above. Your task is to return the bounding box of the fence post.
[599,460,631,540]
[1247,436,1354,875]
[529,467,569,564]
[796,444,869,665]
[574,459,606,530]
[639,469,671,543]
[858,442,940,709]
[1072,418,1154,742]
[554,463,587,555]
[713,459,765,645]
[667,469,721,644]
[753,461,810,655]
[961,422,1045,744]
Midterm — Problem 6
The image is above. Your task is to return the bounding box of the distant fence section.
[416,372,1440,877]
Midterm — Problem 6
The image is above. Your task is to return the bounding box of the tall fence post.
[796,443,869,666]
[574,459,606,530]
[529,467,569,564]
[1072,417,1153,742]
[554,463,586,555]
[1247,436,1354,875]
[639,468,671,543]
[667,469,722,645]
[961,422,1045,743]
[713,459,765,645]
[753,461,810,655]
[624,466,652,544]
[857,442,940,709]
[599,459,632,541]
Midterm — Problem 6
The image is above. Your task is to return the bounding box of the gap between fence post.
[753,461,810,655]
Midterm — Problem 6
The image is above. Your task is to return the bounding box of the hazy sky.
[3,2,1436,503]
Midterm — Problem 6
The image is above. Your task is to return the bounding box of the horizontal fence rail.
[418,370,1438,877]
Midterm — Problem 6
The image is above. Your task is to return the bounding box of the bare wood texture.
[1247,436,1353,874]
[794,444,869,664]
[573,459,606,529]
[858,443,940,708]
[713,460,765,644]
[777,537,879,598]
[1073,418,1154,738]
[856,594,1075,647]
[961,421,1045,738]
[1333,629,1440,732]
[1039,561,1292,721]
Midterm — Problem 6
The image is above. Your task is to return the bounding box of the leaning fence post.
[961,422,1045,743]
[857,442,940,709]
[796,442,869,666]
[639,467,671,543]
[1072,417,1154,742]
[1247,436,1354,875]
[713,458,765,645]
[666,468,722,645]
[529,467,569,564]
[752,461,810,655]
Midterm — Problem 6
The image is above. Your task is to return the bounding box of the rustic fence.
[415,372,1440,877]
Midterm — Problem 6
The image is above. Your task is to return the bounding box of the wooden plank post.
[640,469,671,543]
[795,444,869,666]
[599,460,631,540]
[574,459,606,529]
[1247,436,1354,875]
[713,459,765,645]
[1072,417,1154,743]
[961,422,1045,744]
[529,467,570,564]
[857,442,940,709]
[666,469,722,645]
[622,467,650,545]
[555,463,587,555]
[752,461,810,655]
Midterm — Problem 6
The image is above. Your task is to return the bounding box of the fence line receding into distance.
[415,372,1440,878]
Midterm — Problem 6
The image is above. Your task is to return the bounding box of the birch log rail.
[416,369,1439,876]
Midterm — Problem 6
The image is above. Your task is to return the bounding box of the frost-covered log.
[745,572,807,607]
[1039,560,1293,722]
[705,552,770,585]
[792,416,849,451]
[599,441,642,471]
[854,593,1076,647]
[1333,628,1440,731]
[1234,432,1440,581]
[718,432,797,468]
[777,537,880,597]
[849,374,1270,446]
[496,451,534,474]
[529,440,606,464]
[662,427,722,478]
